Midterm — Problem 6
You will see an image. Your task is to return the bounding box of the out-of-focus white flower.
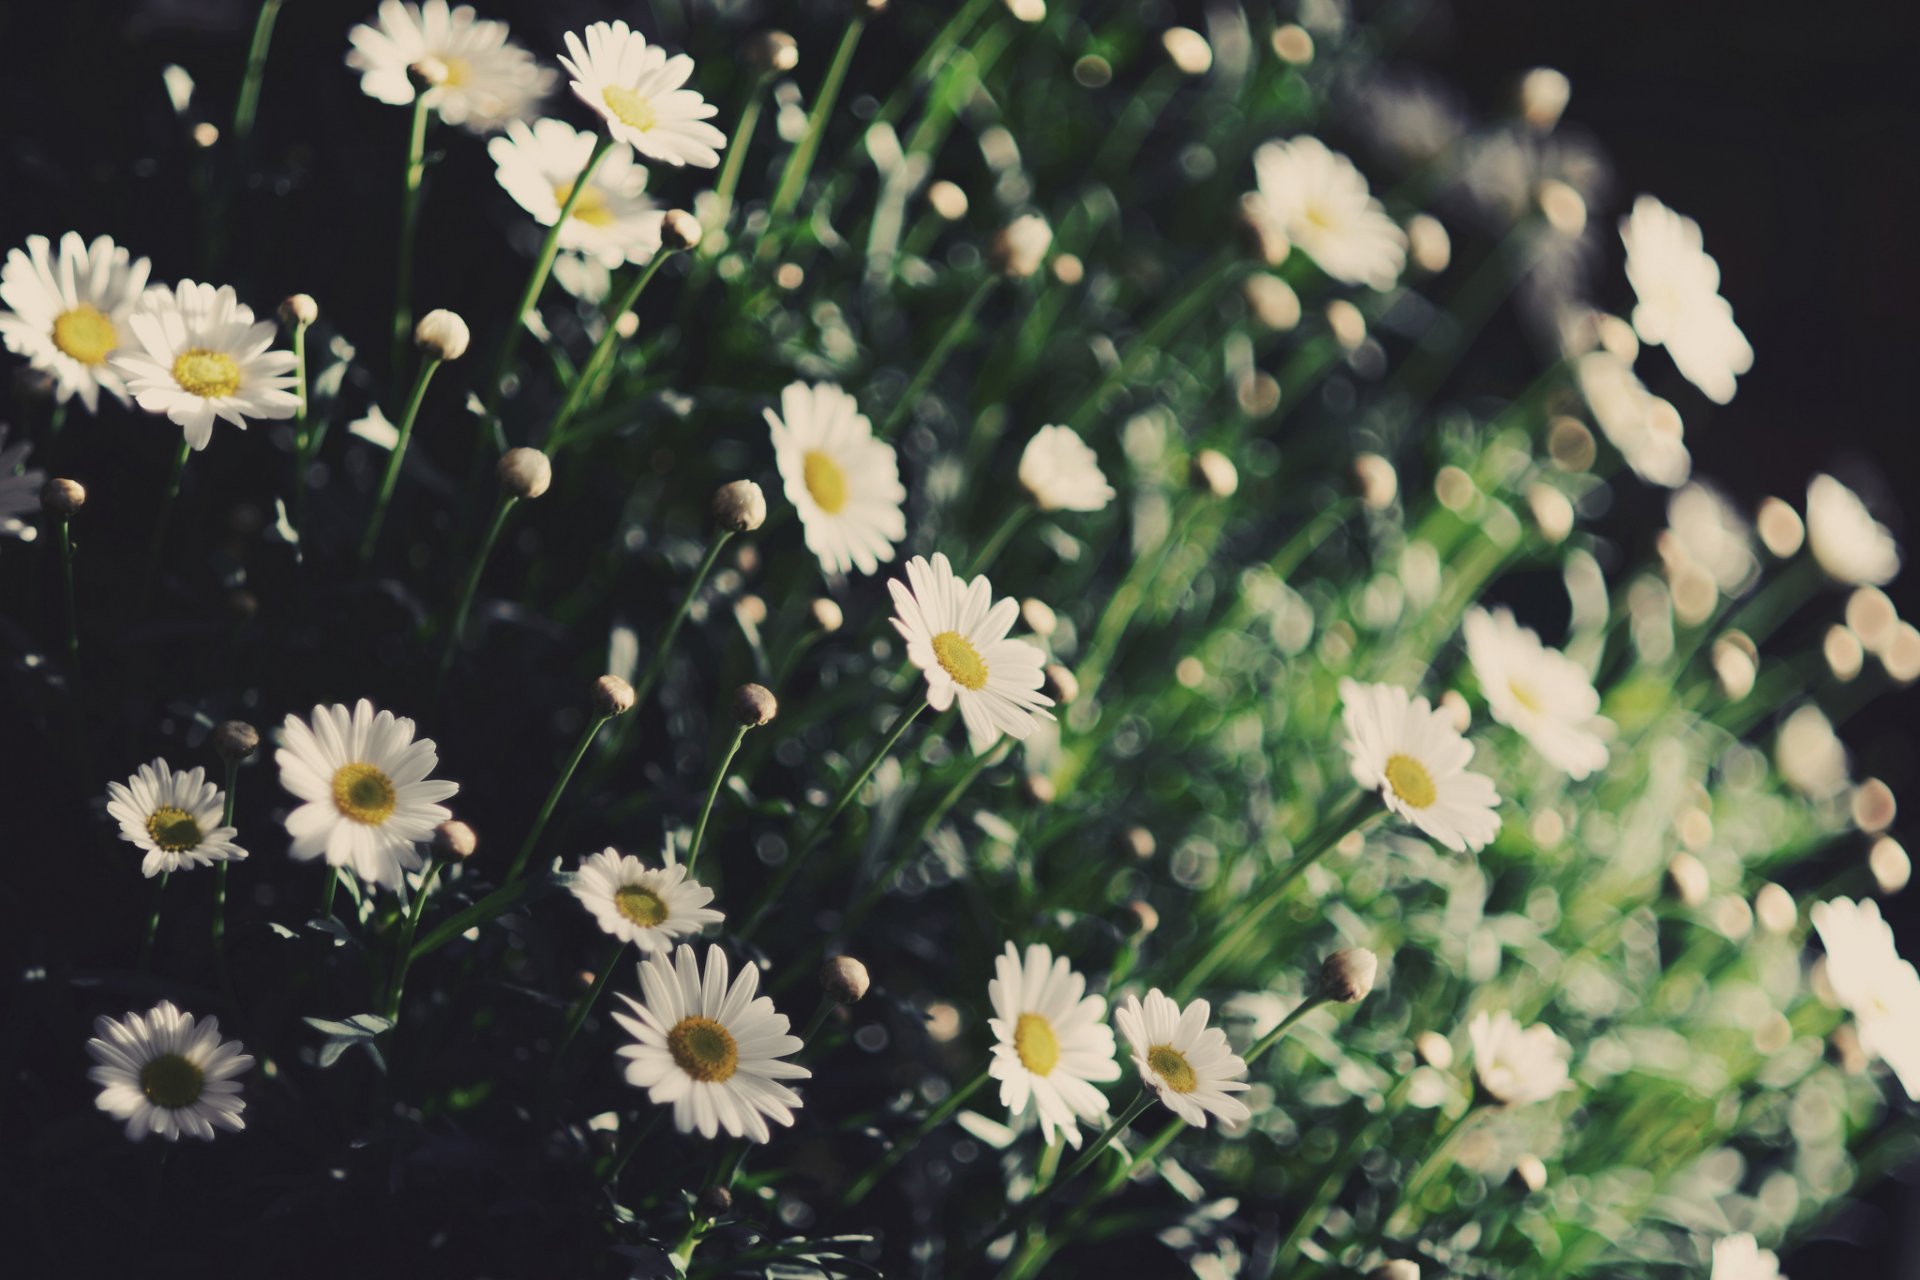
[346,0,554,134]
[1776,704,1849,800]
[560,21,726,168]
[1019,425,1114,513]
[1340,679,1501,853]
[0,232,151,413]
[1711,1234,1785,1280]
[110,281,299,451]
[490,118,664,268]
[0,424,47,539]
[1249,136,1406,289]
[1115,990,1250,1129]
[1620,195,1752,404]
[1806,474,1900,586]
[988,942,1120,1147]
[1574,352,1689,488]
[1810,898,1920,1099]
[1666,483,1758,595]
[87,1001,252,1142]
[890,554,1055,754]
[1462,607,1610,780]
[105,759,248,878]
[1468,1010,1571,1105]
[990,214,1053,278]
[767,381,905,577]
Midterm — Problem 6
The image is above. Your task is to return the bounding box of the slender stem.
[629,531,735,713]
[553,936,627,1066]
[1383,1104,1484,1236]
[484,133,614,413]
[504,713,612,887]
[211,760,239,999]
[318,865,339,919]
[140,438,192,613]
[54,517,79,667]
[1247,995,1328,1067]
[544,252,671,451]
[231,0,283,144]
[1073,497,1199,706]
[439,492,519,676]
[998,1091,1155,1275]
[842,1068,991,1206]
[391,93,433,379]
[797,995,836,1048]
[688,725,749,875]
[767,17,867,227]
[1049,1091,1154,1201]
[602,1110,664,1187]
[359,354,444,562]
[289,318,312,554]
[1065,248,1245,431]
[384,857,446,1020]
[707,81,769,238]
[842,742,1002,930]
[408,871,552,961]
[139,872,170,970]
[968,504,1032,577]
[878,276,996,438]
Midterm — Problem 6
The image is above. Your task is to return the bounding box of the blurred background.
[1,0,1914,1271]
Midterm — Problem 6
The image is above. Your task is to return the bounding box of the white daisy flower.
[1339,678,1501,853]
[571,846,724,952]
[109,281,299,452]
[1620,195,1753,405]
[1462,607,1611,780]
[767,381,906,577]
[1467,1009,1571,1106]
[987,942,1121,1148]
[86,1000,252,1143]
[1806,474,1900,586]
[1574,351,1690,488]
[1249,136,1407,290]
[611,944,810,1143]
[0,232,151,413]
[1114,989,1251,1129]
[1019,424,1116,513]
[1711,1234,1785,1280]
[889,554,1056,754]
[346,0,554,135]
[275,699,460,891]
[559,21,727,169]
[0,423,47,539]
[1810,897,1920,1099]
[489,117,665,269]
[104,758,248,879]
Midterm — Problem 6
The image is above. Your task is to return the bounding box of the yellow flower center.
[1302,201,1339,232]
[171,348,241,399]
[331,763,398,826]
[931,631,989,691]
[52,305,118,365]
[1013,1012,1060,1076]
[1507,679,1543,714]
[140,1052,205,1109]
[440,55,471,87]
[1147,1044,1198,1093]
[667,1015,739,1083]
[1384,753,1437,809]
[614,885,669,927]
[802,450,849,514]
[144,805,203,853]
[601,85,658,133]
[554,181,616,228]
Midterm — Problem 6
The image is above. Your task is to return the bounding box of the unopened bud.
[1021,598,1058,638]
[1190,449,1238,498]
[593,674,636,718]
[1005,0,1046,21]
[1406,214,1451,275]
[1325,299,1366,350]
[1754,882,1797,935]
[1051,254,1084,286]
[1162,27,1212,76]
[1024,773,1057,805]
[733,683,778,727]
[1667,852,1709,907]
[1043,664,1078,706]
[1123,826,1156,860]
[1320,948,1377,1003]
[1271,24,1314,64]
[1368,1262,1420,1280]
[806,597,843,634]
[1852,778,1897,834]
[1846,587,1899,653]
[497,447,552,499]
[279,294,318,328]
[989,214,1052,278]
[1125,900,1159,937]
[1712,631,1758,700]
[211,720,259,762]
[1244,273,1301,331]
[1547,416,1596,471]
[1512,1154,1549,1193]
[820,955,870,1004]
[1353,453,1398,509]
[743,30,799,76]
[696,1185,734,1217]
[927,180,969,221]
[1415,1030,1454,1070]
[1536,179,1587,237]
[1527,484,1575,543]
[1236,193,1290,267]
[1755,497,1804,558]
[433,819,479,860]
[1870,836,1910,894]
[1438,690,1471,734]
[192,122,220,148]
[712,479,767,532]
[41,477,86,518]
[1517,67,1571,132]
[661,209,702,252]
[414,309,470,361]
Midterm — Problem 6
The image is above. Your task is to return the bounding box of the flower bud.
[1512,1154,1549,1193]
[712,479,767,532]
[809,597,844,633]
[1755,497,1804,558]
[414,309,470,361]
[1845,587,1899,653]
[1190,449,1238,498]
[1517,67,1571,132]
[733,683,778,728]
[497,447,552,499]
[1325,299,1366,350]
[1406,214,1451,275]
[1536,179,1587,237]
[212,720,259,762]
[41,477,86,518]
[593,674,636,718]
[1004,0,1046,21]
[927,180,969,221]
[743,30,798,77]
[1021,598,1058,638]
[1162,27,1213,76]
[1438,690,1471,734]
[661,209,703,253]
[1353,452,1398,509]
[1043,664,1079,706]
[1125,900,1159,937]
[1666,852,1710,907]
[280,294,319,328]
[433,819,479,860]
[696,1185,734,1217]
[1415,1030,1454,1070]
[820,955,871,1004]
[1024,773,1057,805]
[1870,836,1910,894]
[1527,484,1575,544]
[1368,1263,1419,1280]
[1754,882,1797,935]
[191,122,220,148]
[1320,948,1378,1003]
[989,214,1053,279]
[1272,24,1315,64]
[1244,273,1301,331]
[1236,193,1290,267]
[1852,778,1897,834]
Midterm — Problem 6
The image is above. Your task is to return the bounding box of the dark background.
[0,0,1914,1272]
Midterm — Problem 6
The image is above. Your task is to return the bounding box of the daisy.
[86,1001,252,1142]
[1712,1234,1786,1280]
[1810,898,1920,1099]
[987,942,1121,1148]
[0,423,46,539]
[1574,352,1690,488]
[0,232,150,412]
[1019,424,1116,513]
[1467,1009,1571,1105]
[104,758,248,878]
[275,699,460,891]
[489,117,665,268]
[1620,195,1753,405]
[1806,474,1900,586]
[559,21,727,169]
[767,381,906,577]
[611,944,810,1143]
[889,554,1055,754]
[1114,989,1251,1129]
[109,281,299,451]
[1462,607,1611,780]
[346,0,554,135]
[1339,678,1500,853]
[1249,136,1407,290]
[571,845,723,952]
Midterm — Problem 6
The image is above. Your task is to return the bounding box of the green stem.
[629,531,735,713]
[55,517,79,667]
[390,92,433,379]
[797,995,836,1048]
[231,0,283,144]
[553,936,627,1066]
[544,252,671,451]
[289,319,312,554]
[140,437,192,613]
[212,759,239,1001]
[878,276,997,438]
[384,856,446,1019]
[841,1068,991,1207]
[359,354,444,561]
[139,872,170,970]
[842,742,1003,931]
[968,505,1032,577]
[1073,497,1200,706]
[318,865,339,919]
[707,81,770,238]
[503,713,612,887]
[688,725,749,875]
[767,17,867,228]
[999,1091,1156,1276]
[1065,247,1245,431]
[1247,995,1328,1066]
[1382,1104,1484,1237]
[439,491,519,676]
[408,872,553,962]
